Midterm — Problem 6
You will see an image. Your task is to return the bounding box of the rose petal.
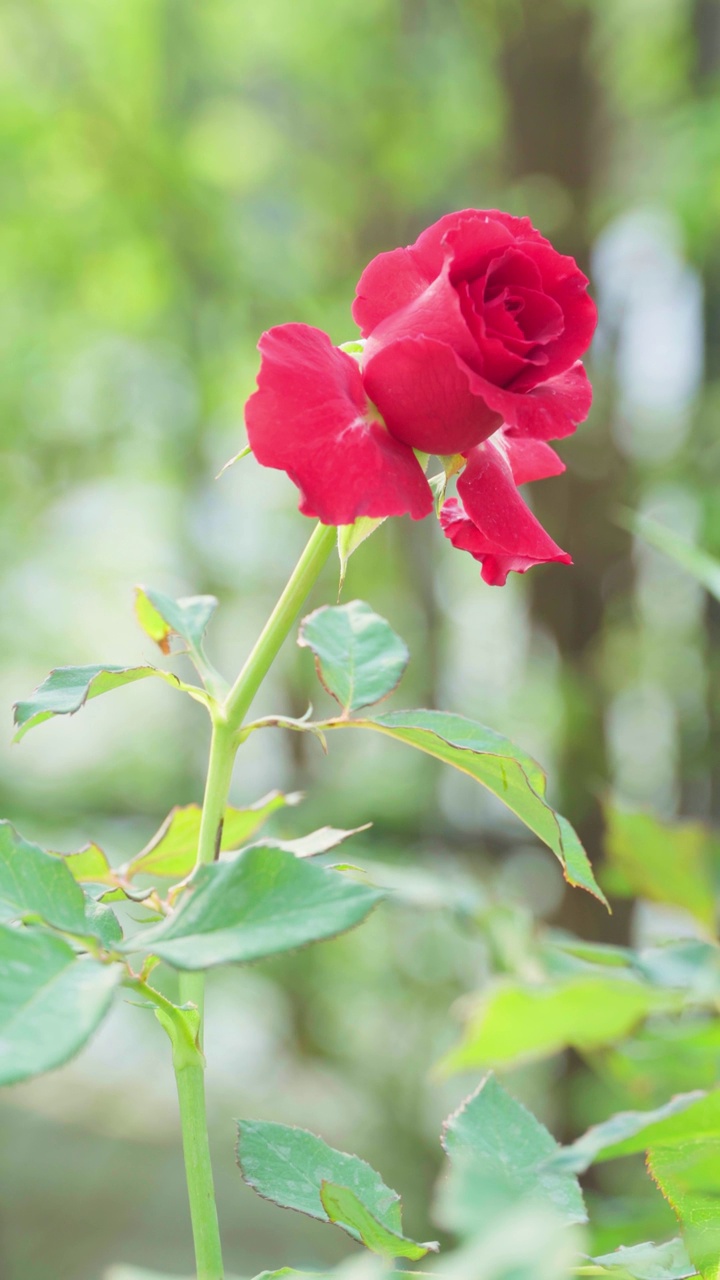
[506,288,565,345]
[353,247,431,336]
[457,280,530,386]
[412,209,550,281]
[352,210,522,338]
[465,359,593,440]
[440,439,571,585]
[364,330,590,451]
[497,361,593,439]
[410,210,513,278]
[362,336,502,455]
[363,258,480,372]
[474,209,554,249]
[476,246,544,296]
[245,323,433,525]
[502,434,566,485]
[510,243,597,388]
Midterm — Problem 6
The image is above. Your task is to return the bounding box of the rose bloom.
[245,209,597,585]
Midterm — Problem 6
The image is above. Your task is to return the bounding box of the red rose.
[245,209,596,585]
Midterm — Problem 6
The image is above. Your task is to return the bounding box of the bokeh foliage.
[2,0,720,1276]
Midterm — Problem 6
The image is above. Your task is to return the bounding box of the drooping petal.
[439,439,571,585]
[245,324,433,525]
[502,434,566,485]
[362,336,502,455]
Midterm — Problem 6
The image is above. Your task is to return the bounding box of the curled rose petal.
[439,438,571,586]
[245,323,433,526]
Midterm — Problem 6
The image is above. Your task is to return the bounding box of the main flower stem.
[224,520,337,728]
[179,719,237,1030]
[175,1058,225,1280]
[174,520,336,1279]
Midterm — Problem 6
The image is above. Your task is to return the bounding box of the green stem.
[124,978,224,1279]
[198,720,238,866]
[179,718,237,1026]
[175,1059,225,1280]
[225,521,336,731]
[173,520,336,1276]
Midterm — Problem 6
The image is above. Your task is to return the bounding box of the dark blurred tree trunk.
[499,0,631,939]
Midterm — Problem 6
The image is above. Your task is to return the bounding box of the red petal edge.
[439,438,572,585]
[502,434,566,485]
[471,359,593,440]
[245,323,433,526]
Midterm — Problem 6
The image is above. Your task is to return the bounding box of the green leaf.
[330,710,605,903]
[0,821,92,934]
[356,857,486,916]
[13,665,176,741]
[436,1205,581,1280]
[437,974,673,1074]
[588,1239,697,1278]
[577,1090,720,1163]
[438,1074,586,1236]
[126,847,383,969]
[548,1093,706,1174]
[648,1144,720,1280]
[124,791,300,881]
[61,842,116,888]
[251,1266,396,1280]
[550,1085,720,1258]
[319,1183,436,1260]
[299,601,408,713]
[603,804,716,930]
[134,586,218,655]
[337,517,386,590]
[0,924,120,1084]
[52,841,142,904]
[636,940,720,1001]
[600,1019,720,1102]
[0,821,122,943]
[84,900,123,948]
[623,511,720,601]
[235,1136,425,1264]
[236,1118,405,1243]
[216,442,253,478]
[248,824,370,859]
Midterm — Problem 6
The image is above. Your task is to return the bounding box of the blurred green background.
[2,0,720,1276]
